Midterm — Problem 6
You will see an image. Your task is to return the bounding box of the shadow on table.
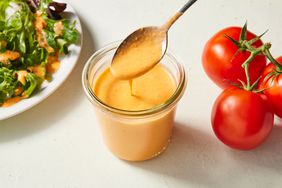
[0,16,96,143]
[229,122,282,173]
[128,122,219,187]
[128,121,282,186]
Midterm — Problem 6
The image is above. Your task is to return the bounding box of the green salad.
[0,0,78,106]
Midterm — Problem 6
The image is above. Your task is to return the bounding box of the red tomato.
[211,87,274,150]
[202,27,267,89]
[259,57,282,118]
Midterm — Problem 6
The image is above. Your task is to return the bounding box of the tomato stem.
[227,25,280,91]
[263,44,282,72]
[242,52,256,90]
[241,41,265,90]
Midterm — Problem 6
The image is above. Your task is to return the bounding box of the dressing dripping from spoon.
[110,0,198,95]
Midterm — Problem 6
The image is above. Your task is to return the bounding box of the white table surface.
[1,0,282,187]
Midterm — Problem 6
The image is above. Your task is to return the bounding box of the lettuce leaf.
[0,67,17,103]
[22,72,42,97]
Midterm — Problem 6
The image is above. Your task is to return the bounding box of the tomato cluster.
[202,24,282,150]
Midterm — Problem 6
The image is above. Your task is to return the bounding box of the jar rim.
[82,41,187,117]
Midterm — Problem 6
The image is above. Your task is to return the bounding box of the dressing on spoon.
[110,0,198,81]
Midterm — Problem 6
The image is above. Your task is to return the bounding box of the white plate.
[0,2,82,120]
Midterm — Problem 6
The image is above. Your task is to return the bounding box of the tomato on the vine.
[259,56,282,118]
[211,87,274,150]
[202,27,267,89]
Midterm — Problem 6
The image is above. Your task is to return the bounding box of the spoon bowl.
[110,26,168,79]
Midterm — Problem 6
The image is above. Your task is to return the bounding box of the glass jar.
[82,42,187,161]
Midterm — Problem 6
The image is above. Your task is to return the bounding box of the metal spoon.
[110,0,198,80]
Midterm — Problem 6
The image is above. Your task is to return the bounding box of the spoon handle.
[178,0,198,13]
[162,0,198,30]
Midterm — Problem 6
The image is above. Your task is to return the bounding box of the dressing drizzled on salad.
[0,0,78,107]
